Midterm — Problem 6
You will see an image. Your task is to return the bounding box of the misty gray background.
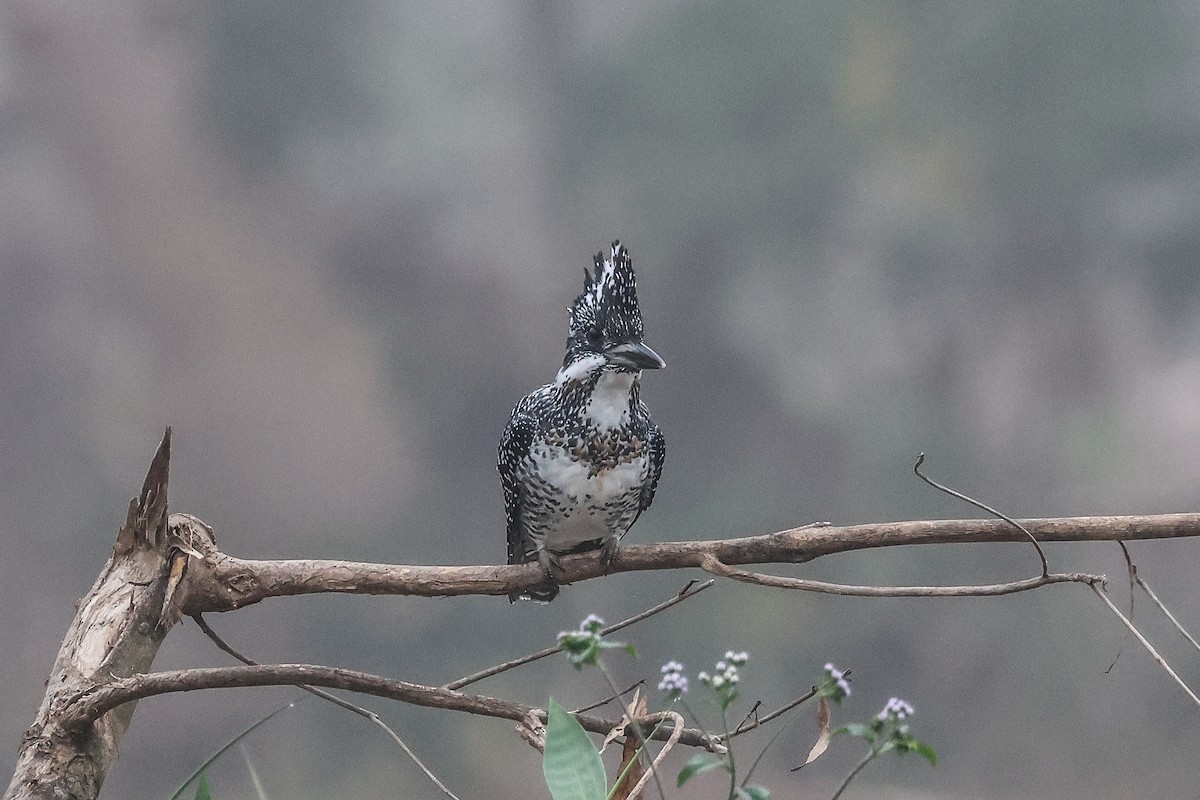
[3,1,1200,797]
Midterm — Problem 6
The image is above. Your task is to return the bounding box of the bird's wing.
[499,408,538,565]
[640,419,666,513]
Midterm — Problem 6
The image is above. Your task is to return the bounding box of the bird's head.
[560,241,665,382]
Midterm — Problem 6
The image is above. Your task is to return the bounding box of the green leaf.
[834,723,873,740]
[192,773,212,800]
[677,754,726,787]
[910,739,938,767]
[240,745,270,800]
[169,701,296,800]
[543,699,607,800]
[736,785,771,800]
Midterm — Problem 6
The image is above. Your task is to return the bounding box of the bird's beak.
[606,340,666,370]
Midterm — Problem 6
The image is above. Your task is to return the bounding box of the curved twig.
[700,556,1102,597]
[624,710,684,799]
[914,453,1050,577]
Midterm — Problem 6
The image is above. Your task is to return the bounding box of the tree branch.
[192,616,461,799]
[6,428,176,800]
[444,579,713,690]
[699,556,1104,596]
[177,514,1200,611]
[58,664,719,750]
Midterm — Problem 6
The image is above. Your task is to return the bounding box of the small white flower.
[697,670,711,685]
[581,613,605,631]
[715,660,728,673]
[658,672,689,694]
[725,650,749,665]
[711,675,726,689]
[878,697,914,721]
[823,663,851,697]
[661,660,684,674]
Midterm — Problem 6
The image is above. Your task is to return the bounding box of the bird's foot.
[538,549,565,581]
[599,537,619,572]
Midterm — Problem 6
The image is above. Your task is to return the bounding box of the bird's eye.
[587,327,603,346]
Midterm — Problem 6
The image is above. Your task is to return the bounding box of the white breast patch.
[529,446,648,550]
[584,371,636,429]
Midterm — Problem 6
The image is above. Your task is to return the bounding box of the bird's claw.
[599,537,619,572]
[538,549,565,581]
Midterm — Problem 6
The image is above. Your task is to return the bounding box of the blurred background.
[3,0,1200,797]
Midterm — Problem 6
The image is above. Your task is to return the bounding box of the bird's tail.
[508,581,560,603]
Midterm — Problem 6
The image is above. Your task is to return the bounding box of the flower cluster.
[556,614,604,647]
[876,697,914,722]
[698,650,748,690]
[556,614,633,668]
[823,662,852,702]
[657,660,689,696]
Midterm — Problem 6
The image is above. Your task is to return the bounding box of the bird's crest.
[569,240,644,344]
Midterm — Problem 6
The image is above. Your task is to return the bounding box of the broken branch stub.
[5,428,179,800]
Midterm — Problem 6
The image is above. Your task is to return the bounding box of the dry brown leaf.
[800,696,832,767]
[611,691,649,800]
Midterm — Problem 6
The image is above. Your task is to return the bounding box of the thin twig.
[444,579,714,690]
[724,686,820,740]
[59,663,721,750]
[193,616,461,800]
[1090,584,1200,709]
[1105,542,1140,673]
[1135,575,1200,654]
[732,701,762,736]
[700,556,1102,597]
[574,680,645,715]
[914,453,1050,576]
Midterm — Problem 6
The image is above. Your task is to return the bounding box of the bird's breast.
[529,444,647,503]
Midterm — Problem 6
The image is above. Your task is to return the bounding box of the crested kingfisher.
[499,241,666,601]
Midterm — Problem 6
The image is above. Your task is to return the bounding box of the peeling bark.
[5,430,177,800]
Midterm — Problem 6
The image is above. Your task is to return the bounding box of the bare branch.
[193,616,460,800]
[445,579,713,690]
[176,513,1200,611]
[699,556,1103,597]
[574,681,645,715]
[1091,584,1200,709]
[725,686,820,740]
[1135,575,1200,655]
[58,664,721,751]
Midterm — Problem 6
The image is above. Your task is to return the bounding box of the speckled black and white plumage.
[500,241,665,602]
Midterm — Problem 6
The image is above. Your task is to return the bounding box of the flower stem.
[831,749,876,800]
[596,661,667,800]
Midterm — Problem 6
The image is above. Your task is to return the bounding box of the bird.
[499,240,666,602]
